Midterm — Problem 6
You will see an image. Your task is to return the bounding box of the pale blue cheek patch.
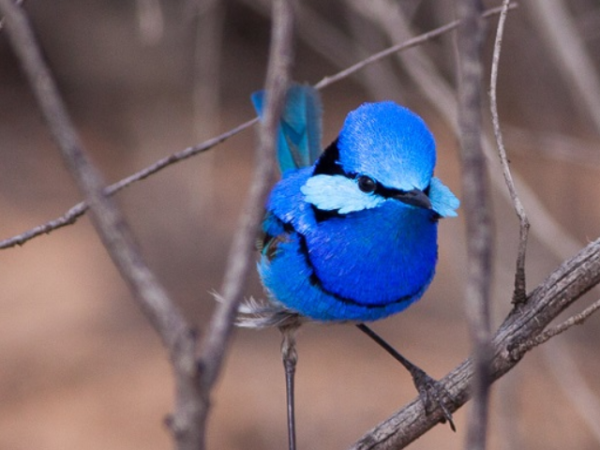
[429,177,460,217]
[301,174,385,214]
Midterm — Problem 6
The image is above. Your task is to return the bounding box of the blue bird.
[241,83,459,448]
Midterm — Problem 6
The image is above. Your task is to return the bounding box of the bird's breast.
[304,202,438,307]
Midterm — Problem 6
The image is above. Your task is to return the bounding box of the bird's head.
[301,101,459,217]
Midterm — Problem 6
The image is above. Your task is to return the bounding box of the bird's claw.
[411,368,456,432]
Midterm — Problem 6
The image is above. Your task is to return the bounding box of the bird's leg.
[280,324,299,450]
[356,323,456,431]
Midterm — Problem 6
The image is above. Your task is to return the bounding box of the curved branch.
[490,0,530,304]
[0,2,202,449]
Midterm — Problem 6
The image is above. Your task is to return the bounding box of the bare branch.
[0,4,512,251]
[349,236,600,449]
[511,297,600,356]
[0,0,191,362]
[197,0,295,395]
[315,5,515,90]
[343,2,404,100]
[358,0,581,270]
[490,0,530,304]
[456,1,493,449]
[0,117,258,250]
[0,3,208,449]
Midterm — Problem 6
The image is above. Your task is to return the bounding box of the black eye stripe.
[313,140,431,199]
[350,173,431,200]
[313,139,345,176]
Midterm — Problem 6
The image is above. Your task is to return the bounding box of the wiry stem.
[490,0,529,304]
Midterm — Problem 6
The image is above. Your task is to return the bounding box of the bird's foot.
[410,368,456,431]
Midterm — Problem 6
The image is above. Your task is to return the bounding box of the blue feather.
[301,174,386,214]
[252,83,322,173]
[245,87,461,438]
[250,88,459,323]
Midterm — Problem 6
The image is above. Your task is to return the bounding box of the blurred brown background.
[1,1,600,449]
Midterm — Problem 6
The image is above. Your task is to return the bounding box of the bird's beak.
[394,188,432,210]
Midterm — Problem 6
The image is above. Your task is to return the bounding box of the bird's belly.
[306,222,437,306]
[259,210,438,322]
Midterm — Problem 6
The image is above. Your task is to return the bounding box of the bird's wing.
[252,83,322,172]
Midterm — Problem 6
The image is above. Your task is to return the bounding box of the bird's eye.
[357,175,376,193]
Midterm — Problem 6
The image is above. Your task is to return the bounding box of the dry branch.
[197,0,295,397]
[3,2,600,449]
[456,1,493,449]
[350,236,600,449]
[490,0,529,304]
[0,2,201,449]
[0,0,293,449]
[0,4,512,252]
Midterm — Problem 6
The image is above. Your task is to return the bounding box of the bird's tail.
[251,83,322,173]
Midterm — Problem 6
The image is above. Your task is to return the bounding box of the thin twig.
[0,2,205,449]
[241,0,359,82]
[510,297,600,357]
[315,4,515,90]
[0,0,192,362]
[490,0,529,304]
[457,1,493,450]
[0,117,257,250]
[197,0,294,395]
[349,236,600,449]
[362,0,582,268]
[0,4,512,251]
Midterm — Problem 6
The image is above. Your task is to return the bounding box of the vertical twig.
[456,1,493,450]
[489,0,529,304]
[197,0,294,404]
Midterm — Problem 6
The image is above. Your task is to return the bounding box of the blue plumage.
[251,84,459,324]
[252,84,322,173]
